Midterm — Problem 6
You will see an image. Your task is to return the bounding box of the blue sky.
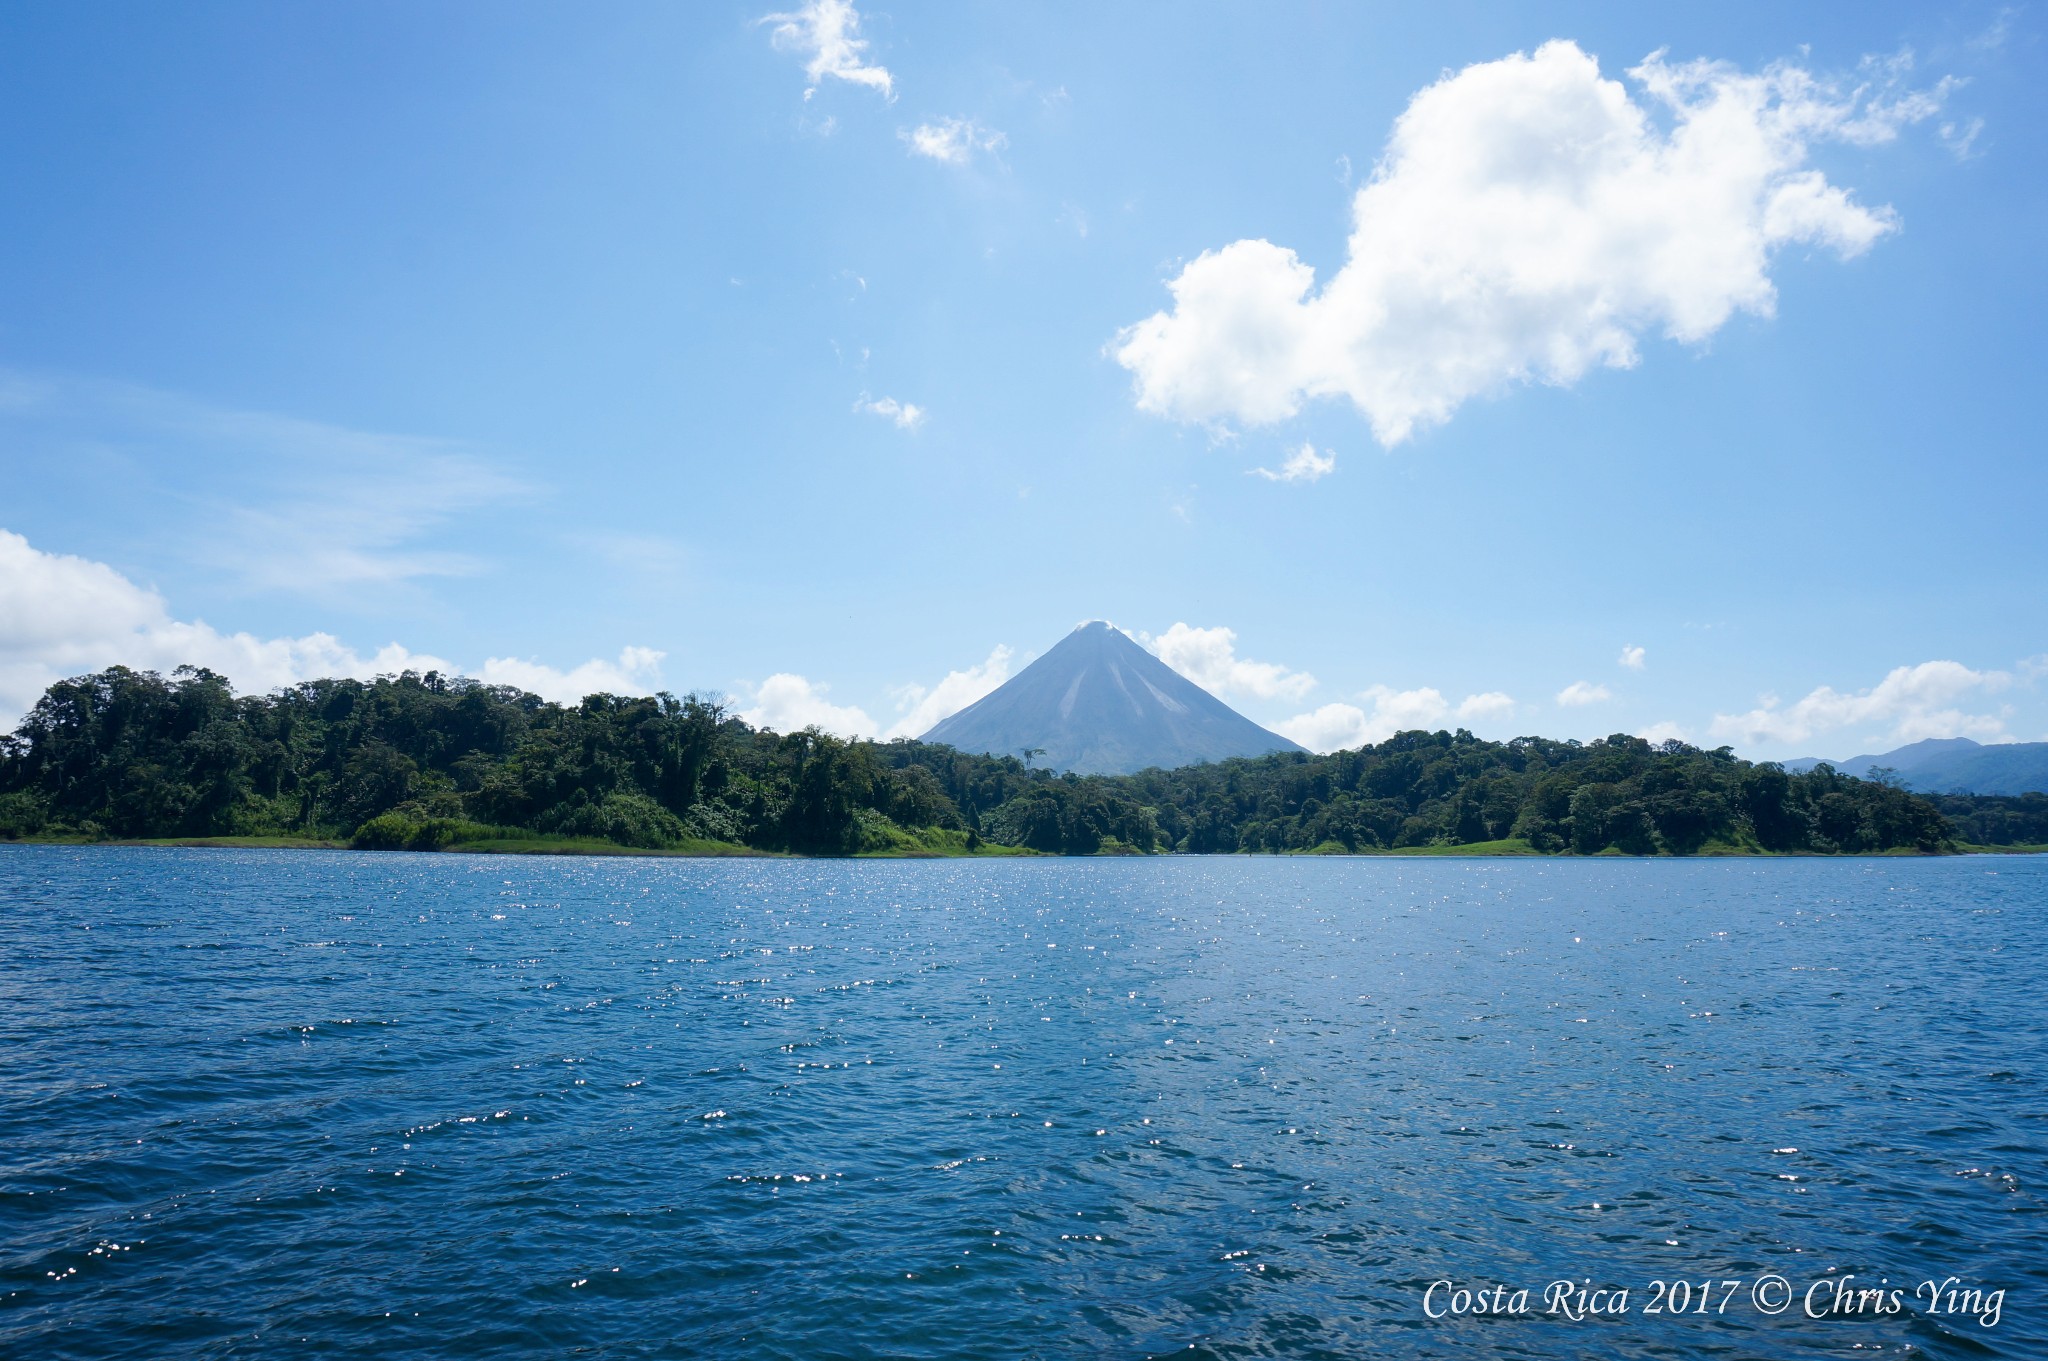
[0,1,2041,760]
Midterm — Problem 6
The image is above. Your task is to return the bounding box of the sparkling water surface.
[1,846,2041,1359]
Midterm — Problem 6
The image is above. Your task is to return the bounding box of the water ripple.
[0,847,2041,1358]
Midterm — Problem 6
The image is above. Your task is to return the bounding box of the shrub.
[534,791,687,849]
[0,791,50,839]
[351,810,507,851]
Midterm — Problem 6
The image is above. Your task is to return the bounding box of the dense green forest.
[0,665,2031,858]
[1928,792,2048,850]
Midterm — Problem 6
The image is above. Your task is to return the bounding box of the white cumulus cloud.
[1619,644,1646,670]
[476,647,666,702]
[0,529,661,728]
[855,394,925,429]
[1458,691,1517,721]
[762,0,893,100]
[1557,680,1612,706]
[902,117,1006,165]
[1639,721,1689,745]
[1249,443,1336,483]
[1114,40,1949,443]
[739,673,878,739]
[1145,623,1316,702]
[1277,685,1517,752]
[1709,660,2012,749]
[885,645,1013,739]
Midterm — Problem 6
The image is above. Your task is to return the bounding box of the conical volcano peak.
[1062,620,1132,648]
[921,622,1304,775]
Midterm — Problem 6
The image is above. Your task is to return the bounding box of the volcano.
[920,621,1305,775]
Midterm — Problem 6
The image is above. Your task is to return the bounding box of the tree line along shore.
[2,667,2044,858]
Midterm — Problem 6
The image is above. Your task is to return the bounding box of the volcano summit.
[919,622,1304,775]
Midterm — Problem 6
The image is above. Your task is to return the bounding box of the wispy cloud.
[203,446,524,597]
[0,370,528,605]
[1963,8,2016,56]
[762,0,894,101]
[1619,644,1646,671]
[902,117,1006,165]
[575,532,691,584]
[1940,116,1985,160]
[855,393,925,429]
[1249,442,1335,483]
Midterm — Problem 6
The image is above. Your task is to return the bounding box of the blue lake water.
[0,846,2041,1359]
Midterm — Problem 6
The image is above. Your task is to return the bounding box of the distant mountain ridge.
[920,621,1303,775]
[1782,736,2048,795]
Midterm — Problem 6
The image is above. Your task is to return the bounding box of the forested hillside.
[1929,792,2048,849]
[0,665,2009,857]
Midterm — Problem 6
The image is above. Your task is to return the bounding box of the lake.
[0,846,2040,1358]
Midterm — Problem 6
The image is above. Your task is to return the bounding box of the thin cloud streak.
[0,370,530,604]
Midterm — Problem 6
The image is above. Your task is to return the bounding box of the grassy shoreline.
[2,834,2039,859]
[0,832,1034,859]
